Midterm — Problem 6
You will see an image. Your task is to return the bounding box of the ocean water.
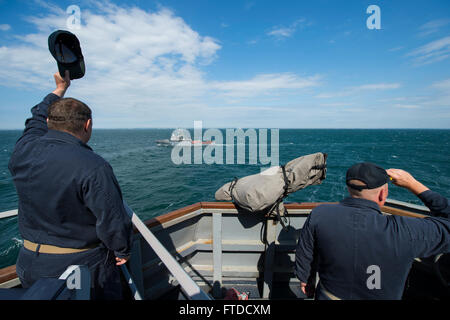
[1,129,450,268]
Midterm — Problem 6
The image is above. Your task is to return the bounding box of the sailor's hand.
[115,256,130,266]
[300,282,307,295]
[52,70,71,98]
[300,282,315,297]
[386,169,429,195]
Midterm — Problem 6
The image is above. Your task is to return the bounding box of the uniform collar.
[340,197,382,215]
[44,129,93,151]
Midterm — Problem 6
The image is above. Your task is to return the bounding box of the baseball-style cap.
[346,162,390,191]
[48,30,85,80]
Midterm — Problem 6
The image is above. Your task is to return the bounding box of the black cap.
[346,162,390,191]
[48,30,85,80]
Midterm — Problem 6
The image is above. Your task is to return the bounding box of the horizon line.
[1,127,450,130]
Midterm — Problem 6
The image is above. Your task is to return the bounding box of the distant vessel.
[156,128,214,146]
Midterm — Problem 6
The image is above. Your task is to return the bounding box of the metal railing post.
[212,212,222,298]
[120,264,143,300]
[123,201,211,300]
[0,210,18,219]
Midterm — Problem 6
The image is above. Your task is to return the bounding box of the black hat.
[346,162,390,191]
[48,30,85,80]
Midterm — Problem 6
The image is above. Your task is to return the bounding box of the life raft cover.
[215,152,327,213]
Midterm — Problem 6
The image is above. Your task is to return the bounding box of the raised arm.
[52,71,71,98]
[387,169,449,218]
[387,168,450,258]
[16,71,70,146]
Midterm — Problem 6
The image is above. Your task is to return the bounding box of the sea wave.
[0,237,22,257]
[1,129,449,268]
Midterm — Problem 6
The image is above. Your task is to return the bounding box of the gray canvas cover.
[215,152,327,213]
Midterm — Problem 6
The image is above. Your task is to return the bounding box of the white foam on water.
[0,237,22,257]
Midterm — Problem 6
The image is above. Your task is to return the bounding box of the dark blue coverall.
[8,93,133,299]
[295,190,450,299]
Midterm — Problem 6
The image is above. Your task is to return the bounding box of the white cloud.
[381,80,450,111]
[418,19,450,37]
[0,2,322,128]
[316,83,401,99]
[33,0,65,15]
[211,73,321,98]
[244,2,255,11]
[0,5,220,87]
[356,83,401,90]
[388,46,404,52]
[328,30,352,45]
[319,102,354,107]
[407,36,450,65]
[393,104,420,109]
[426,78,450,107]
[431,78,450,90]
[267,19,306,39]
[0,24,11,31]
[268,27,295,38]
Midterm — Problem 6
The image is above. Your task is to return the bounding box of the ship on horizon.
[156,128,214,147]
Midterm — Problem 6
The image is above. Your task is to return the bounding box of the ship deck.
[0,200,448,300]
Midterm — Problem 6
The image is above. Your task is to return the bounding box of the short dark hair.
[47,98,92,134]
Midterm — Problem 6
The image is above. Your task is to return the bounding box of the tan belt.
[320,283,342,300]
[23,239,98,254]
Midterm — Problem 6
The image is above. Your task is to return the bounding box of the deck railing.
[0,198,429,299]
[0,203,212,300]
[123,202,211,300]
[0,209,18,220]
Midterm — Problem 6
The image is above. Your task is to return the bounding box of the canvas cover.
[215,152,327,213]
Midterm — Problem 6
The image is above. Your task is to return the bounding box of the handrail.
[120,264,143,300]
[0,204,211,300]
[0,210,18,220]
[0,199,430,299]
[123,201,211,300]
[0,200,430,222]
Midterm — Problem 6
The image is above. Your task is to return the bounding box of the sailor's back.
[306,198,418,299]
[9,127,119,249]
[295,162,450,300]
[8,72,132,299]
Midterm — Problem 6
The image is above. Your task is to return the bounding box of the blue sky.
[0,0,449,128]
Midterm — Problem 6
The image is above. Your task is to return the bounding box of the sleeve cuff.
[417,189,435,208]
[296,271,308,283]
[114,251,131,259]
[32,93,61,117]
[417,189,433,199]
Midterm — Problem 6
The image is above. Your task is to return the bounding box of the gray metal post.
[262,218,277,299]
[120,264,143,300]
[123,201,211,300]
[212,212,223,298]
[127,239,145,298]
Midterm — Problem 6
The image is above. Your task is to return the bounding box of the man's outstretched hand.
[386,169,429,195]
[300,281,316,298]
[52,70,71,98]
[115,256,130,266]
